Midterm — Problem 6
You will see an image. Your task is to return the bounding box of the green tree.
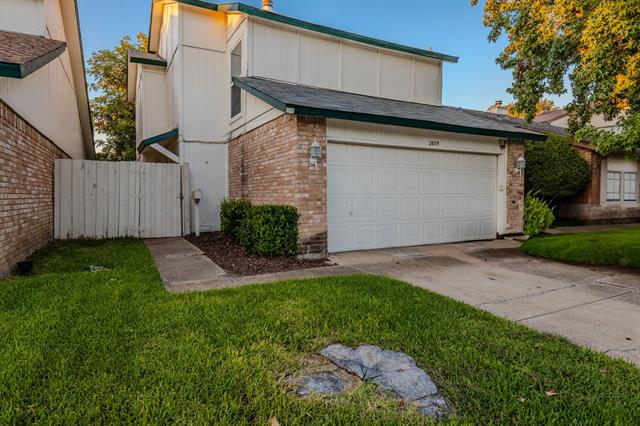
[472,0,640,156]
[88,33,147,161]
[507,99,558,119]
[525,135,590,200]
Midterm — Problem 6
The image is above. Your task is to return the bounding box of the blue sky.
[77,0,572,110]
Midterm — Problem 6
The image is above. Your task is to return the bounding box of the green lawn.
[522,228,640,268]
[1,240,639,424]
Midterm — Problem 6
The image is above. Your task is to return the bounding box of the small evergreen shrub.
[238,204,299,256]
[523,192,555,236]
[525,135,590,200]
[219,198,252,239]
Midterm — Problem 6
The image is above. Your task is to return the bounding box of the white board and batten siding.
[54,160,189,239]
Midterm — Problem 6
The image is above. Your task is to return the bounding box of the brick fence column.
[505,139,525,234]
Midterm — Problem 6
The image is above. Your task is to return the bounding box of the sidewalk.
[144,238,357,292]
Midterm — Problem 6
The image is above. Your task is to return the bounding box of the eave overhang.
[233,77,548,142]
[138,128,179,154]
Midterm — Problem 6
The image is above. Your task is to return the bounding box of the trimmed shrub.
[219,198,252,239]
[238,204,299,256]
[525,134,590,200]
[523,192,555,236]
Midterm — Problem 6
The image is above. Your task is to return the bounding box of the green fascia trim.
[232,78,547,141]
[130,56,168,68]
[0,44,66,79]
[177,0,219,11]
[0,62,21,78]
[138,128,179,153]
[218,2,458,63]
[293,106,548,141]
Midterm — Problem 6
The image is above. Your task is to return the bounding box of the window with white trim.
[606,171,621,201]
[230,41,242,118]
[623,172,637,201]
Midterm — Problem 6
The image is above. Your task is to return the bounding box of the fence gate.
[54,160,190,239]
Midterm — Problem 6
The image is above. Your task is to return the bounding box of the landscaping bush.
[238,204,299,256]
[525,134,590,200]
[523,192,555,236]
[219,198,252,239]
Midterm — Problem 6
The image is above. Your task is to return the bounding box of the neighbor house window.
[230,41,242,118]
[607,171,621,201]
[624,172,637,201]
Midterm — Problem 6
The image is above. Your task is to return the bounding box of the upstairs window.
[230,42,242,118]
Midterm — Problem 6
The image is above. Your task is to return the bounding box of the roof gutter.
[232,77,547,141]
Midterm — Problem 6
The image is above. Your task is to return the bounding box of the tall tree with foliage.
[88,33,147,161]
[472,0,640,156]
[507,99,558,119]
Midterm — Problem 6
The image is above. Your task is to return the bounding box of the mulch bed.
[185,232,331,276]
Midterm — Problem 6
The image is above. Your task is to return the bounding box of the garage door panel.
[423,197,442,216]
[328,143,497,252]
[378,224,399,246]
[353,168,376,193]
[401,197,421,218]
[328,167,351,193]
[401,223,421,244]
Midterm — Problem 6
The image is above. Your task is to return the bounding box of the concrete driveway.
[330,240,640,367]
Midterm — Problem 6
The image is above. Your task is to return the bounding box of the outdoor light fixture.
[310,139,322,167]
[515,155,526,174]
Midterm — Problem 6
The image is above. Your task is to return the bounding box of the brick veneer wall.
[0,99,69,276]
[505,139,525,234]
[569,144,602,205]
[228,114,327,255]
[556,144,640,223]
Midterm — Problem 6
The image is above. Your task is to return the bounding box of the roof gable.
[148,1,458,63]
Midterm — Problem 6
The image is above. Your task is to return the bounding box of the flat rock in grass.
[291,370,359,397]
[319,344,450,420]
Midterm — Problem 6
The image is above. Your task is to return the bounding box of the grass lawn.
[1,240,639,424]
[522,228,640,268]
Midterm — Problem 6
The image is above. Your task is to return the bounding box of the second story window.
[230,42,242,118]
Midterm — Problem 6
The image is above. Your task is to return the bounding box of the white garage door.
[327,143,497,252]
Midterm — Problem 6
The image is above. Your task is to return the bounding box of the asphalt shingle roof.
[0,30,66,79]
[234,77,551,141]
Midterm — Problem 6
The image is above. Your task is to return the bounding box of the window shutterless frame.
[230,41,242,118]
[623,172,637,201]
[606,171,621,201]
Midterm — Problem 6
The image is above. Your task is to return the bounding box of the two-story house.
[129,0,549,255]
[0,0,94,276]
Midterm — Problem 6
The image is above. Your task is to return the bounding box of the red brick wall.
[228,114,327,255]
[0,99,69,276]
[570,144,602,205]
[506,139,525,234]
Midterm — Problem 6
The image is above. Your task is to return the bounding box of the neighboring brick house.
[130,0,551,255]
[535,110,640,224]
[0,0,95,276]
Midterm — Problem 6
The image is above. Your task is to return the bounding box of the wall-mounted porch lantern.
[515,155,526,174]
[310,139,322,167]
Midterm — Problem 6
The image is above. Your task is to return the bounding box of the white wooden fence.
[54,160,190,239]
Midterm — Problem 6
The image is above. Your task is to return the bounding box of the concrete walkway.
[144,238,356,292]
[330,240,640,366]
[145,237,640,366]
[546,222,640,234]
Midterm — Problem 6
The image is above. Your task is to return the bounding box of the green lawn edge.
[1,239,639,424]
